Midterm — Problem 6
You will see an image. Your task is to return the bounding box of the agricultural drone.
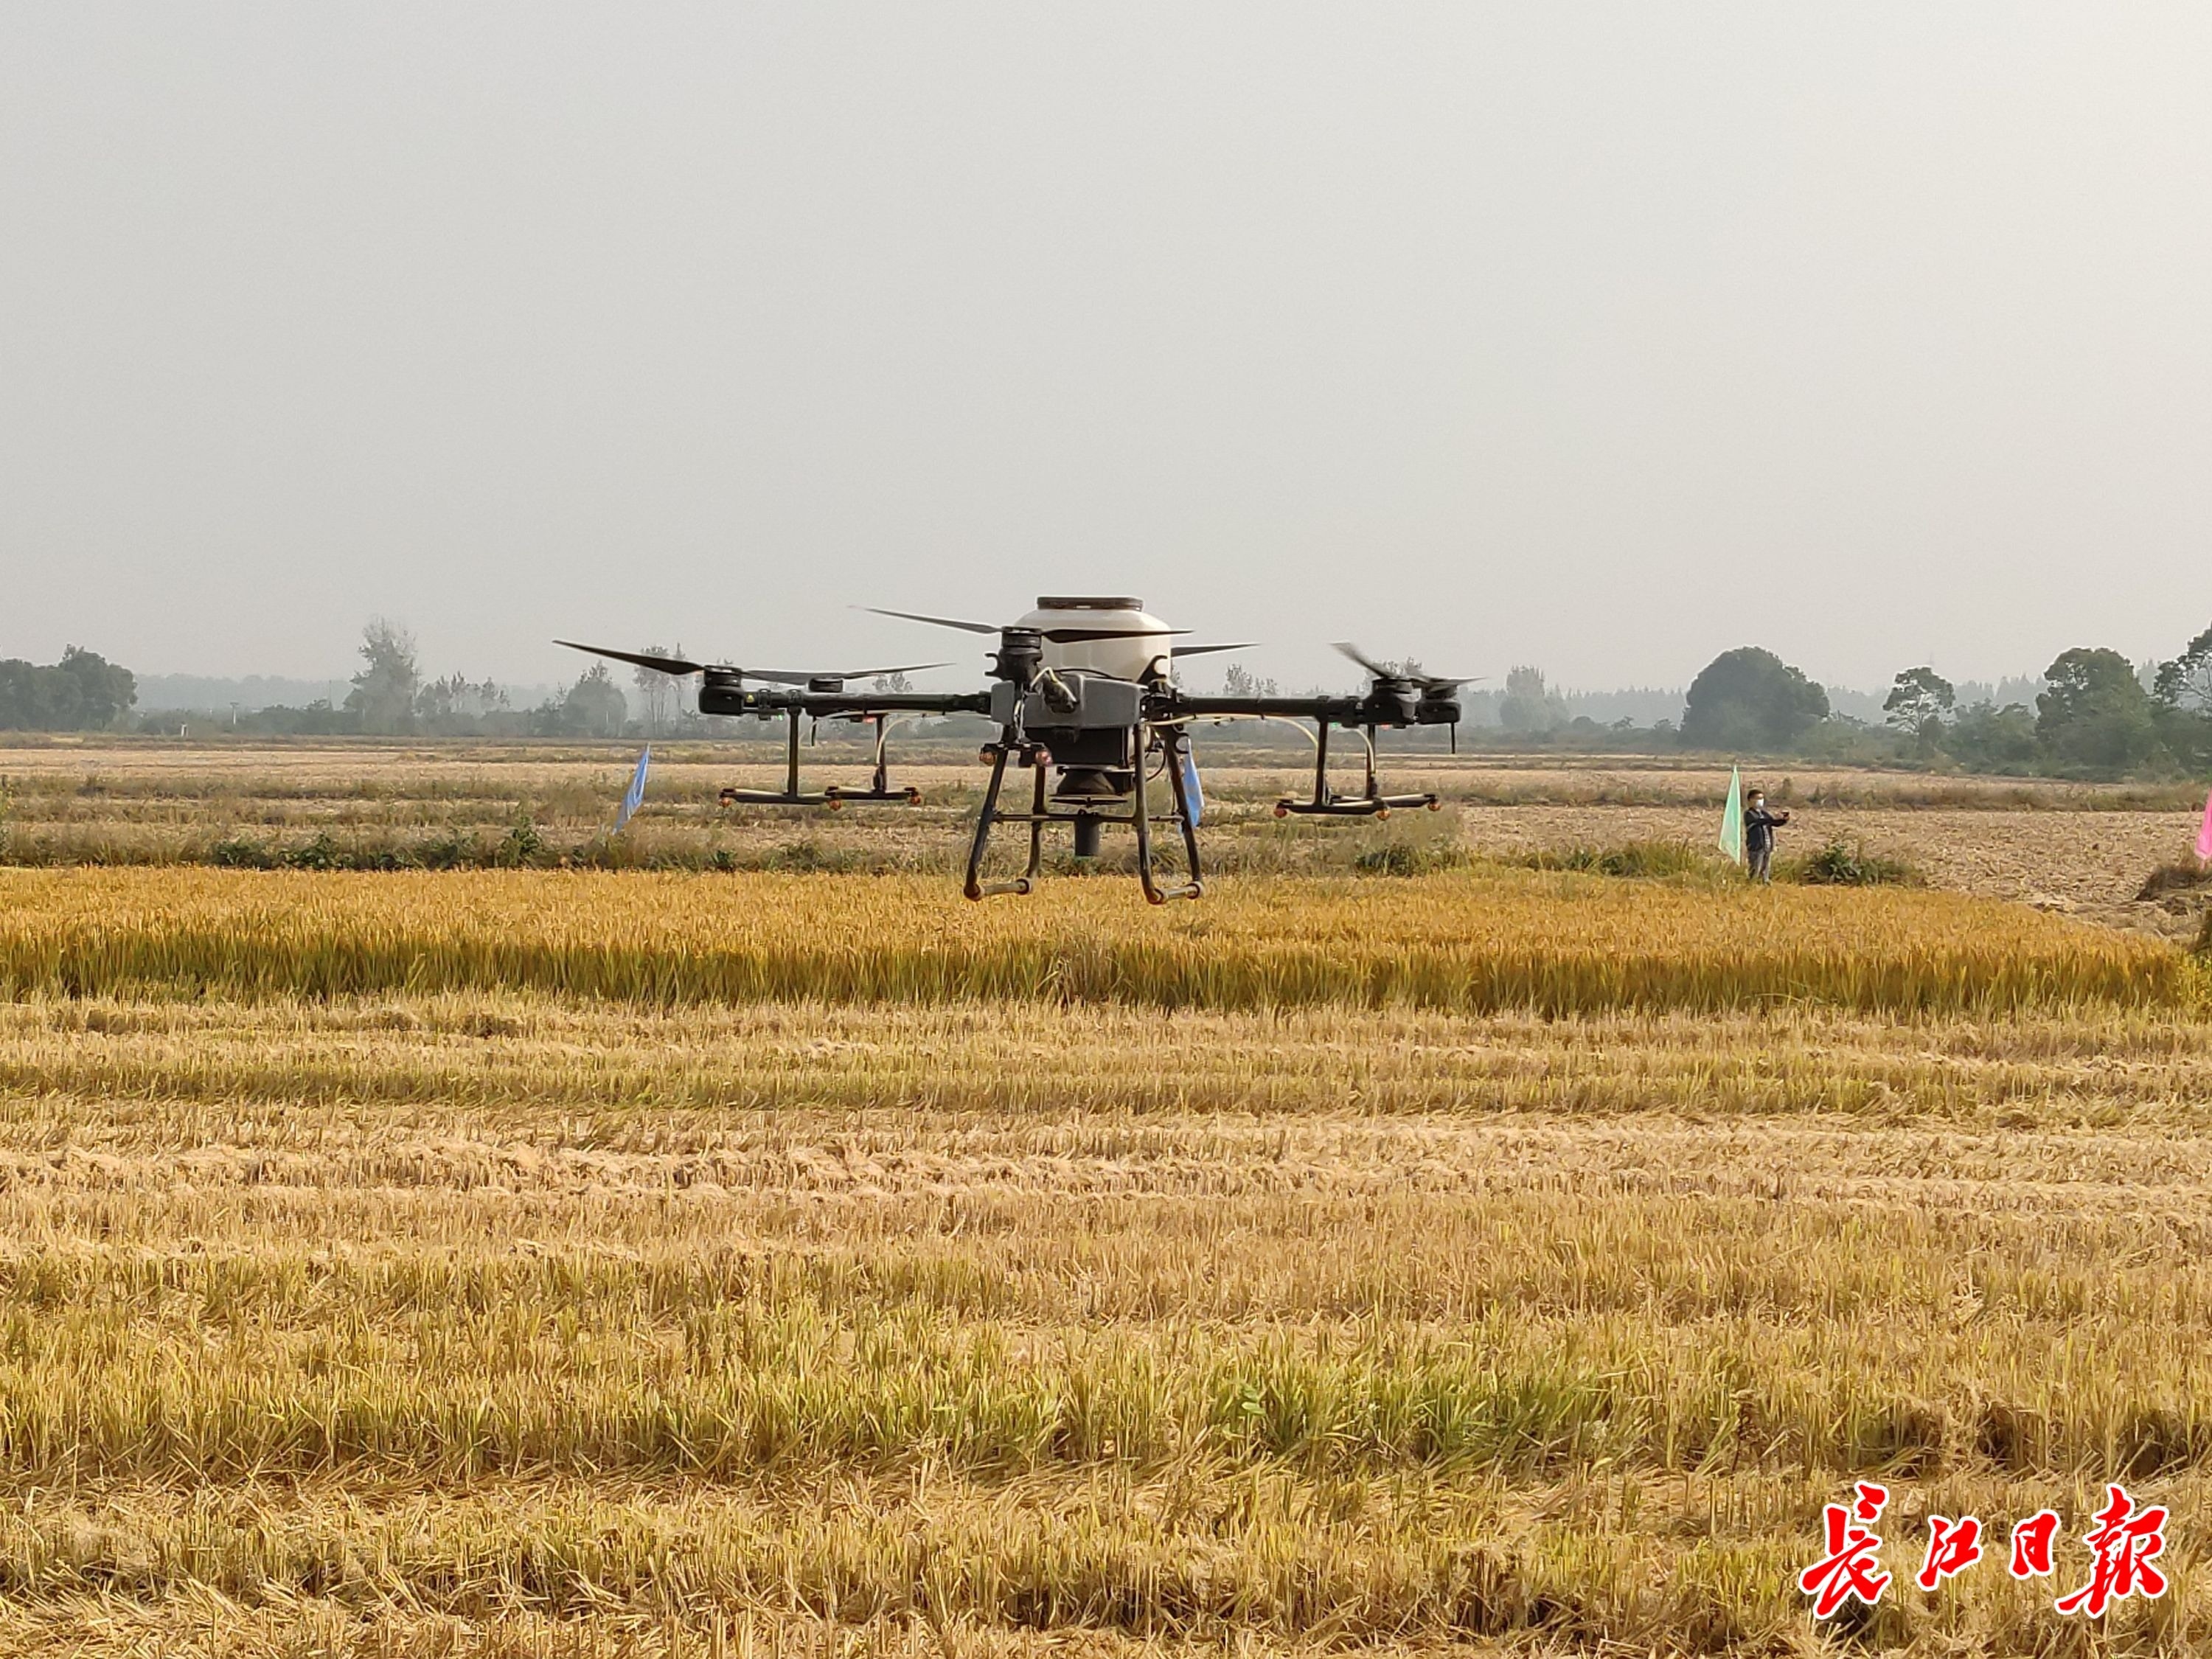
[557,597,1475,902]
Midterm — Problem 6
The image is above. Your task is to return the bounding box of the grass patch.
[1352,841,1471,876]
[1509,840,1720,880]
[1786,838,1922,887]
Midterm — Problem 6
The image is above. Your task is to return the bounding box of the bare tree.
[632,644,676,735]
[671,644,696,720]
[2155,626,2212,712]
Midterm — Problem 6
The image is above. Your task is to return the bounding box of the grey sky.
[4,4,2210,696]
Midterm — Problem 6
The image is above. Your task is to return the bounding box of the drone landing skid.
[1271,717,1440,820]
[720,785,922,810]
[1275,793,1439,819]
[720,706,924,812]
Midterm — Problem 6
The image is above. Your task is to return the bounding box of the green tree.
[561,664,629,737]
[1942,701,2039,772]
[0,661,74,728]
[55,647,136,728]
[2152,625,2212,771]
[0,647,137,731]
[344,619,420,734]
[1498,665,1562,734]
[1883,666,1954,754]
[2154,625,2212,712]
[1883,667,1953,731]
[1680,647,1830,751]
[2035,647,2159,774]
[414,673,507,730]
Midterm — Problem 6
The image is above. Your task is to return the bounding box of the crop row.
[0,869,2188,1015]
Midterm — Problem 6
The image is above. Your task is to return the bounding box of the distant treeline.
[134,672,574,716]
[12,619,2212,781]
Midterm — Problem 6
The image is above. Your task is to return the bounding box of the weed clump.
[1789,840,1920,887]
[2138,860,2210,902]
[206,835,279,869]
[1354,841,1469,877]
[494,814,547,869]
[768,837,860,874]
[1350,806,1470,877]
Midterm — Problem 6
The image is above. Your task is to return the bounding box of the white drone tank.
[1022,596,1176,681]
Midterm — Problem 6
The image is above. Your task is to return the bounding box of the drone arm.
[1170,695,1367,721]
[779,690,987,717]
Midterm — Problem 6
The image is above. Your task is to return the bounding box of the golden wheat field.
[3,741,2205,936]
[1,748,2211,1655]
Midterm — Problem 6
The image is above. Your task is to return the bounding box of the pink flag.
[2197,787,2212,864]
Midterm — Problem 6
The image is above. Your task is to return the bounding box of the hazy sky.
[6,5,2211,695]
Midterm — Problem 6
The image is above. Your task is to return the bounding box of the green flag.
[1718,765,1745,866]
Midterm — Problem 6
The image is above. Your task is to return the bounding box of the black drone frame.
[558,627,1467,904]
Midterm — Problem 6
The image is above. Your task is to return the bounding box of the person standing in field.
[1744,789,1791,883]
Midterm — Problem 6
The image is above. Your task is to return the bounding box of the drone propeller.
[554,641,947,685]
[858,608,998,636]
[860,606,1189,645]
[556,641,708,676]
[732,662,951,686]
[1332,641,1482,692]
[1171,641,1259,658]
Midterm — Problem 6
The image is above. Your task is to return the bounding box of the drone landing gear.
[964,725,1203,904]
[1273,720,1439,818]
[1135,728,1205,905]
[719,709,922,810]
[1276,796,1439,819]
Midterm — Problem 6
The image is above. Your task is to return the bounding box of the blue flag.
[1178,745,1203,827]
[614,745,651,832]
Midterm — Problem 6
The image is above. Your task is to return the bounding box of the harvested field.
[2,745,2205,931]
[0,983,2208,1654]
[1456,804,2205,931]
[0,746,2206,1653]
